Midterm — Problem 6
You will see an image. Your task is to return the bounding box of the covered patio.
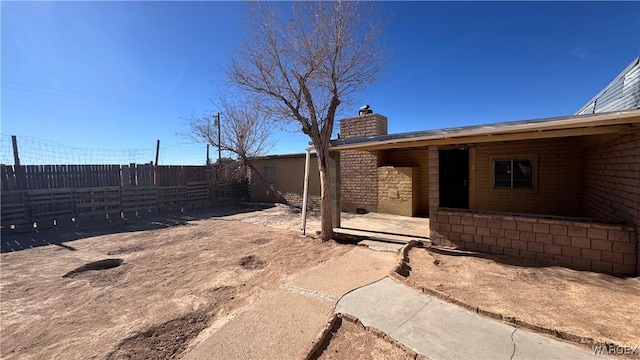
[328,109,640,275]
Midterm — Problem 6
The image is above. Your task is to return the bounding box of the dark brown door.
[439,149,469,209]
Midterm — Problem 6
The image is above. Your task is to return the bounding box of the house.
[331,108,640,276]
[250,57,640,276]
[249,153,321,207]
[335,56,639,220]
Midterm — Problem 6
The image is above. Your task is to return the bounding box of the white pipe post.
[300,147,311,235]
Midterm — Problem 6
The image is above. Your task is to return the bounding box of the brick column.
[428,146,450,245]
[330,151,341,228]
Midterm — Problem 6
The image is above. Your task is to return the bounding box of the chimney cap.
[358,104,373,116]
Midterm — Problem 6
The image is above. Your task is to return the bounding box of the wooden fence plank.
[1,190,30,226]
[54,165,60,188]
[71,165,78,188]
[1,165,6,191]
[1,165,17,191]
[53,165,58,188]
[76,186,121,217]
[28,188,75,223]
[15,165,25,190]
[186,181,210,205]
[121,185,158,212]
[157,185,186,208]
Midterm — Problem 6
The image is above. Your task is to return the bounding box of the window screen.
[494,158,532,189]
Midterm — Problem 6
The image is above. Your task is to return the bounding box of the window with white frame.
[493,158,533,189]
[264,166,276,185]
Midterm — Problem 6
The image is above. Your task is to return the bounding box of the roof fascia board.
[330,110,640,151]
[331,123,637,152]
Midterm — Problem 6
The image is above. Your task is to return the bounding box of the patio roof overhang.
[329,109,640,152]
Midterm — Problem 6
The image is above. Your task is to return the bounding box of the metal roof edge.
[575,56,640,114]
[330,109,640,150]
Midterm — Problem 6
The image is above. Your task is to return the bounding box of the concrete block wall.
[436,209,636,276]
[429,140,639,276]
[380,148,430,214]
[583,130,640,274]
[377,167,420,217]
[339,113,387,213]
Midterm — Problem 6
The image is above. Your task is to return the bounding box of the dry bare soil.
[317,320,416,360]
[407,247,640,348]
[6,204,639,360]
[0,209,350,360]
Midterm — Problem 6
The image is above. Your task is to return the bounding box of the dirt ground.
[407,247,640,348]
[317,320,416,360]
[0,208,351,360]
[8,204,638,359]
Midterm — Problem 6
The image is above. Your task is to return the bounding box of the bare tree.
[187,98,281,201]
[229,1,386,240]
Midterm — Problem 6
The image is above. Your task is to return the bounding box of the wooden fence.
[1,163,211,191]
[1,164,249,233]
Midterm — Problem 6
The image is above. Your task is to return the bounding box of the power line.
[2,81,206,112]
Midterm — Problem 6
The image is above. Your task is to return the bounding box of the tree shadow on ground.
[1,206,258,253]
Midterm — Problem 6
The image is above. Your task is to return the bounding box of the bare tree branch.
[187,97,282,201]
[227,1,387,240]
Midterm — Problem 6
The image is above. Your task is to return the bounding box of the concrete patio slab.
[339,212,430,239]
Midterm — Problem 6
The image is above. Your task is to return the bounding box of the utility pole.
[11,135,20,166]
[214,112,221,164]
[155,140,160,166]
[153,140,160,186]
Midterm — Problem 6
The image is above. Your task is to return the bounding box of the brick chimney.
[339,110,388,139]
[338,107,387,213]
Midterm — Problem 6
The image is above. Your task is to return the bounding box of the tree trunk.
[316,144,334,241]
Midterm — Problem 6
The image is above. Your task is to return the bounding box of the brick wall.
[339,113,387,212]
[377,167,419,216]
[583,130,640,273]
[379,148,430,215]
[474,138,583,217]
[436,209,636,276]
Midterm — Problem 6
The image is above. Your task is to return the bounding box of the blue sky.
[2,1,639,165]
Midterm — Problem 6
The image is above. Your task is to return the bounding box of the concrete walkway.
[183,247,397,360]
[336,277,610,360]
